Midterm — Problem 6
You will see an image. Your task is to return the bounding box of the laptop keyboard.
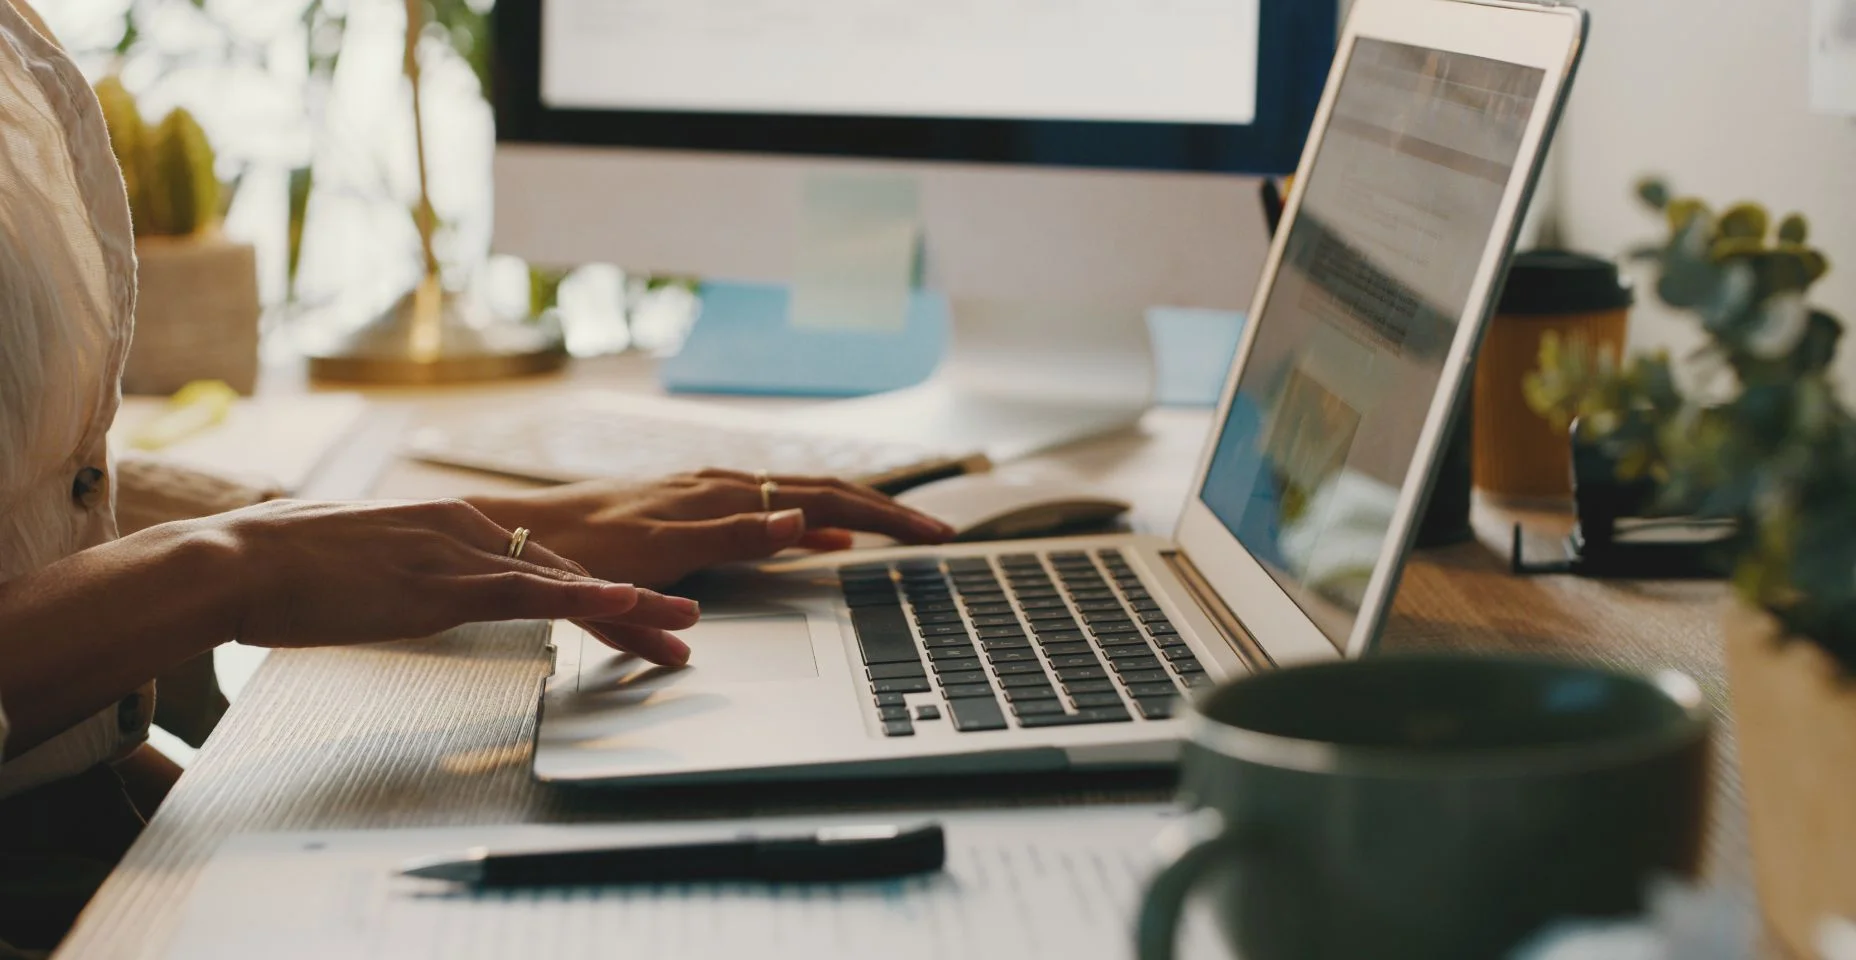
[840,550,1212,737]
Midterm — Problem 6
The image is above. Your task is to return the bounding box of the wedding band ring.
[506,527,530,560]
[759,480,779,512]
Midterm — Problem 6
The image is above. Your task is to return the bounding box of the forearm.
[0,520,238,758]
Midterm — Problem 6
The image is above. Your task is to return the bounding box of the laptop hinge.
[1162,551,1274,673]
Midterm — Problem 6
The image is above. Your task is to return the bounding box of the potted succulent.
[95,77,260,396]
[1525,180,1852,955]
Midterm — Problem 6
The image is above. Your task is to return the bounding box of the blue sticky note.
[1147,308,1247,408]
[659,281,947,398]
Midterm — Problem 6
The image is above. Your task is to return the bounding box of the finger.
[448,571,643,624]
[694,469,897,507]
[660,508,814,571]
[799,528,856,552]
[578,621,691,667]
[763,486,953,543]
[619,589,703,630]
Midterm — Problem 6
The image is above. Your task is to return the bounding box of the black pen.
[400,823,946,887]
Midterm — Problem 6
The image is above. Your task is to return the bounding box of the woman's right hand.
[205,498,699,665]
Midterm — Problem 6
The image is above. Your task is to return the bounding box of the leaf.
[1636,178,1671,210]
[1718,203,1770,241]
[1778,213,1810,245]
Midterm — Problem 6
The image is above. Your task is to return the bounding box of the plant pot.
[121,233,260,396]
[1723,600,1856,956]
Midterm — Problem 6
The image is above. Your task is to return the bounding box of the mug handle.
[1137,809,1253,960]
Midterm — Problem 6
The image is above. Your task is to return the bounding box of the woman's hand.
[467,470,956,589]
[213,499,699,664]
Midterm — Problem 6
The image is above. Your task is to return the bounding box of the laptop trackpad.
[582,613,819,689]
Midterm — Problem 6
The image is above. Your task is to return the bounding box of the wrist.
[139,517,252,654]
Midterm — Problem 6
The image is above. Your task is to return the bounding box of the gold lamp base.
[307,277,567,385]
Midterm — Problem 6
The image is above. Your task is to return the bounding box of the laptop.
[533,0,1588,787]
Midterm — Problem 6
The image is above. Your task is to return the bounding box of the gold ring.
[506,527,530,559]
[759,480,779,512]
[753,469,772,485]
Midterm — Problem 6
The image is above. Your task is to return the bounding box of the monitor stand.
[801,297,1155,463]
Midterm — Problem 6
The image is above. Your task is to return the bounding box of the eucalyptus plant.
[1525,180,1853,674]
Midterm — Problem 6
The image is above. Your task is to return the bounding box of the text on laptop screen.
[1199,38,1544,649]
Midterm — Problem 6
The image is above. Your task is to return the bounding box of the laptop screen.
[1198,38,1545,650]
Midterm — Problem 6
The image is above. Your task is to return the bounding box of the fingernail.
[600,583,640,601]
[665,636,692,665]
[766,508,806,540]
[668,596,701,617]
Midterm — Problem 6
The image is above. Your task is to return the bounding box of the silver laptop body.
[534,0,1588,787]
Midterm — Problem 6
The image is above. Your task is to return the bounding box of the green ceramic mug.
[1137,655,1711,960]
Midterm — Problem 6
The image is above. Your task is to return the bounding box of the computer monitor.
[490,1,1336,458]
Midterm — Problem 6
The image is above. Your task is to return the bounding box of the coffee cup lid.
[1498,249,1634,317]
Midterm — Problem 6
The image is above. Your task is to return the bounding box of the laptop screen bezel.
[1173,0,1587,665]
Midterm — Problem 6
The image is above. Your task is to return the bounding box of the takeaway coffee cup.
[1137,655,1711,960]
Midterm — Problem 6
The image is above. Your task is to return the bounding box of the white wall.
[1552,0,1856,379]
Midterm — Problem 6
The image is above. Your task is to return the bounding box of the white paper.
[109,393,367,493]
[1814,0,1856,116]
[163,806,1226,960]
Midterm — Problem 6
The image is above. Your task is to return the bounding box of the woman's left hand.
[467,470,956,589]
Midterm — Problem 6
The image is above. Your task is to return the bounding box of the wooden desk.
[54,356,1738,959]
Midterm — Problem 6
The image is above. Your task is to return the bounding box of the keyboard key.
[913,610,964,626]
[1092,625,1142,640]
[1072,691,1127,709]
[1168,657,1205,673]
[1134,697,1177,720]
[839,562,894,581]
[987,648,1041,664]
[1105,645,1159,661]
[1063,678,1117,694]
[1011,699,1067,717]
[1112,658,1166,675]
[1055,665,1109,682]
[1012,587,1061,601]
[924,634,975,649]
[1031,623,1084,639]
[871,677,932,694]
[970,615,1022,629]
[1147,623,1180,637]
[1126,682,1181,698]
[1096,633,1148,648]
[1004,685,1060,702]
[1130,600,1163,613]
[1019,596,1068,610]
[895,557,944,573]
[1074,600,1125,613]
[936,670,989,687]
[1095,549,1125,562]
[978,625,1029,640]
[1083,612,1136,626]
[882,719,915,737]
[927,645,979,662]
[1118,669,1172,685]
[944,683,997,700]
[919,622,971,637]
[1180,672,1215,689]
[1140,611,1174,625]
[967,603,1015,616]
[1121,589,1153,602]
[915,705,942,721]
[998,671,1055,688]
[1018,706,1132,727]
[878,705,912,721]
[957,590,1008,605]
[1067,590,1118,602]
[948,696,1008,732]
[993,660,1048,675]
[1040,641,1094,657]
[932,657,982,674]
[867,663,927,681]
[852,606,919,665]
[1049,653,1103,669]
[981,637,1032,652]
[874,692,908,707]
[911,600,959,615]
[1155,637,1190,650]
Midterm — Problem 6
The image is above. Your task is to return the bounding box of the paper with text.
[163,806,1226,960]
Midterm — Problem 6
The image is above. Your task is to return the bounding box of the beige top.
[0,0,148,798]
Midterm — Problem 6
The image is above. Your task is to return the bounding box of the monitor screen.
[495,0,1334,174]
[1197,38,1545,648]
[540,0,1258,125]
